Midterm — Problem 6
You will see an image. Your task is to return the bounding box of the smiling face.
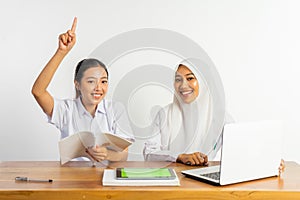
[174,64,199,104]
[75,66,108,113]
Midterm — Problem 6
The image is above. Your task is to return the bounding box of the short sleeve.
[48,98,71,131]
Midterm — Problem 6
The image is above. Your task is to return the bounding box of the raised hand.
[58,17,77,53]
[31,17,78,117]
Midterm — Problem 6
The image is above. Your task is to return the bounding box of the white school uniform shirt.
[48,97,134,144]
[143,109,233,162]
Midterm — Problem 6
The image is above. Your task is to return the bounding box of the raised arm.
[31,17,77,117]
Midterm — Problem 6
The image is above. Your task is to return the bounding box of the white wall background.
[0,0,299,163]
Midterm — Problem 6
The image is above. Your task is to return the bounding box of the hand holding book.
[59,131,133,165]
[85,144,109,162]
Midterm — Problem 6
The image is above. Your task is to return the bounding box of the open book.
[58,131,133,165]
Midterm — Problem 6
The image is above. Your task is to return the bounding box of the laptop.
[181,120,283,185]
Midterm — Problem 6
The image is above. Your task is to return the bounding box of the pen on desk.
[15,176,53,183]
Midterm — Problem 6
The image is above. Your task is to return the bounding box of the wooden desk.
[0,161,300,200]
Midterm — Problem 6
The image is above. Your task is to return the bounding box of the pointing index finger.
[71,17,77,32]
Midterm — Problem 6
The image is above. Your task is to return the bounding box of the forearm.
[107,149,128,161]
[31,50,67,97]
[144,141,178,162]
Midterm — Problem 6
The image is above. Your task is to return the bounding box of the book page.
[58,131,95,165]
[96,133,133,152]
[59,132,133,165]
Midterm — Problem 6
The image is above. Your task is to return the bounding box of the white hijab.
[158,59,221,160]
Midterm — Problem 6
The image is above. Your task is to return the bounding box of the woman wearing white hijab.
[143,58,286,174]
[144,58,226,165]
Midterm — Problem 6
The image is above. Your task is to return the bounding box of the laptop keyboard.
[200,172,220,180]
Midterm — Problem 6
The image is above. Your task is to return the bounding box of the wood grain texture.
[0,161,299,200]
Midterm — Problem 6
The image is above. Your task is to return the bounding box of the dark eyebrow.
[185,73,195,77]
[86,76,108,79]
